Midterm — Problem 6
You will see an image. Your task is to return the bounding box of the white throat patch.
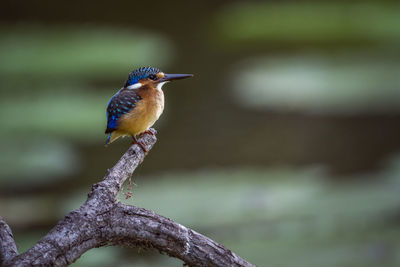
[157,81,168,90]
[126,83,142,90]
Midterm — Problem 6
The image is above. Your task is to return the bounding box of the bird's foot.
[144,130,154,136]
[138,130,154,138]
[132,136,148,153]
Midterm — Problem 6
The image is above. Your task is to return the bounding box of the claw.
[139,130,154,138]
[132,136,148,153]
[144,130,154,136]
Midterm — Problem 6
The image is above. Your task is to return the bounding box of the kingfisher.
[105,66,193,151]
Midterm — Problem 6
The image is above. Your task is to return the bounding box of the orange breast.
[117,88,164,136]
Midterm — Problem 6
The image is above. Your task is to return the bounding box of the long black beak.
[160,73,193,82]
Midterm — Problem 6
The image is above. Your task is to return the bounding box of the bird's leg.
[132,135,148,153]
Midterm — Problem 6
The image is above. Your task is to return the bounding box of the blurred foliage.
[0,90,107,140]
[0,89,105,181]
[232,52,400,114]
[0,138,77,184]
[0,25,172,79]
[214,2,400,44]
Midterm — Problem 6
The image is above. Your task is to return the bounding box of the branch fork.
[0,129,254,267]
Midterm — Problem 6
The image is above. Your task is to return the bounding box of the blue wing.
[105,89,142,133]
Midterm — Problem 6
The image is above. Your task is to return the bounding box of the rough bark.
[0,217,18,266]
[0,129,255,267]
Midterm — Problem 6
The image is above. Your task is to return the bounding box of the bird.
[105,66,193,151]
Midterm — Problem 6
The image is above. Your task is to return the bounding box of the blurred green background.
[1,0,400,266]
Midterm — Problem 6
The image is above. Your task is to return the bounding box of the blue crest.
[124,66,161,87]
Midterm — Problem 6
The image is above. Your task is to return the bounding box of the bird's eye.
[148,74,157,80]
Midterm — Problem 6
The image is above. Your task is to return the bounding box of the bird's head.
[124,66,193,90]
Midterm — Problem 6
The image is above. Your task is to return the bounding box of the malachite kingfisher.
[105,66,193,151]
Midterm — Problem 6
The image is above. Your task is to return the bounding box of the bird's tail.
[105,132,122,146]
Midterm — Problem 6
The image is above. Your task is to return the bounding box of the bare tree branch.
[108,204,254,267]
[0,217,18,266]
[1,129,255,267]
